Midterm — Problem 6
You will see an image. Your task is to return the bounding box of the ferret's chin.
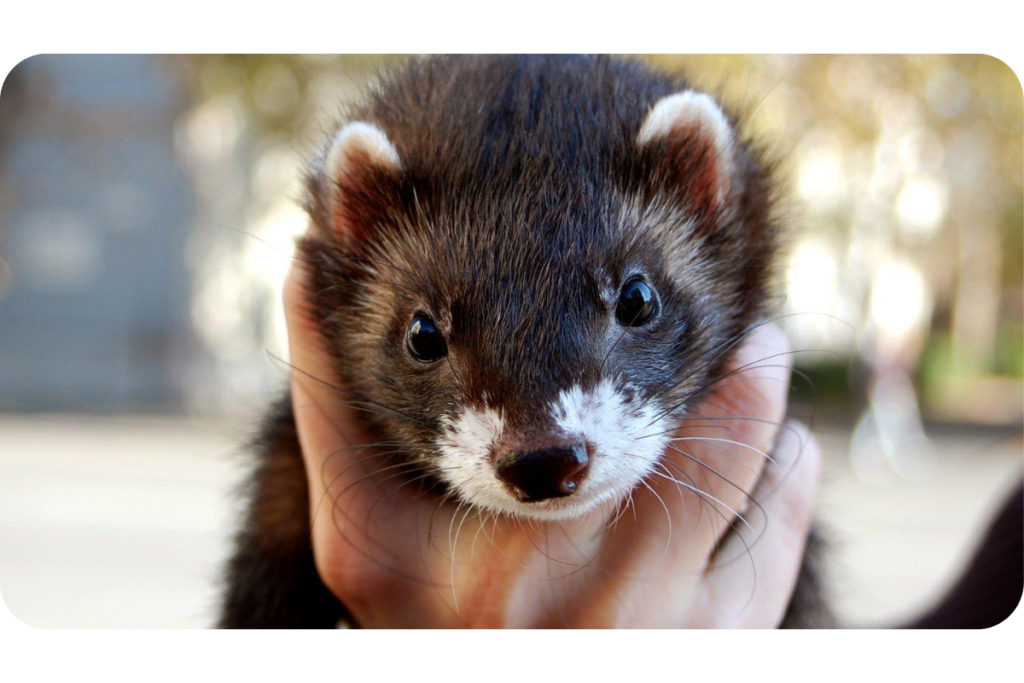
[465,485,627,523]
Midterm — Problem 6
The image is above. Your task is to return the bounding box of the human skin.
[283,260,822,628]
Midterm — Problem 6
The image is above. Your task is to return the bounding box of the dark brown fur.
[220,55,828,628]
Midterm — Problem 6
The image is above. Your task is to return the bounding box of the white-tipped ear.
[320,121,402,245]
[637,92,736,208]
[326,121,402,185]
[637,92,733,152]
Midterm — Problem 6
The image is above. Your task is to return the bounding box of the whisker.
[312,447,410,529]
[667,436,779,469]
[265,351,435,429]
[637,478,673,568]
[449,505,476,613]
[644,348,831,427]
[661,449,769,535]
[648,468,756,537]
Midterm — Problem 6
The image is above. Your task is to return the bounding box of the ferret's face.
[307,75,773,521]
[352,202,718,521]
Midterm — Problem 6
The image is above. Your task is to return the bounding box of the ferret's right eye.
[406,314,448,362]
[616,277,657,327]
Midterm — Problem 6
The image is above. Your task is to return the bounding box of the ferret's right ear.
[637,92,735,215]
[319,121,403,247]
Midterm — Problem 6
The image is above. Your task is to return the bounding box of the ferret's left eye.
[407,314,448,362]
[616,278,657,327]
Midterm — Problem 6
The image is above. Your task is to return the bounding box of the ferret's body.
[220,55,828,628]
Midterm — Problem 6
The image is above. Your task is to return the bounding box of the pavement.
[1,413,1020,628]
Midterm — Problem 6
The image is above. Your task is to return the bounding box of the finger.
[283,258,362,513]
[639,323,794,562]
[704,420,822,627]
[283,259,421,560]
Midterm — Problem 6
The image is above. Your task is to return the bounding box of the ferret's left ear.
[637,92,735,212]
[326,121,402,181]
[319,121,403,248]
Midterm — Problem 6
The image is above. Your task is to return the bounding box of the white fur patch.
[326,121,402,184]
[435,382,671,521]
[550,379,671,513]
[436,405,515,513]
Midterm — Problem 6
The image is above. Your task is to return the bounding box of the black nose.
[495,445,590,502]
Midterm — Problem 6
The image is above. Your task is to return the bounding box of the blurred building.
[0,55,193,412]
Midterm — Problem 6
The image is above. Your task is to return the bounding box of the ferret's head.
[302,56,776,521]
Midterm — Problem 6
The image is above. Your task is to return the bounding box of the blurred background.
[1,55,1021,627]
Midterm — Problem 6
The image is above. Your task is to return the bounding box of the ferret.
[219,55,828,628]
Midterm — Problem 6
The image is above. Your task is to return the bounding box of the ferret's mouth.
[467,474,639,522]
